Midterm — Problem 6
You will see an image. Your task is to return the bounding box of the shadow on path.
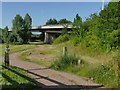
[10,65,104,89]
[2,65,42,89]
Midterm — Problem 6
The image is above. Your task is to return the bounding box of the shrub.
[51,52,80,70]
[9,34,18,43]
[53,34,70,44]
[90,59,118,88]
[70,36,81,45]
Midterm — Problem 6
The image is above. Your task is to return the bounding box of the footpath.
[10,52,103,89]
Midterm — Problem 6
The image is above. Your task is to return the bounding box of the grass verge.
[1,65,41,89]
[0,44,37,56]
[19,45,58,67]
[51,52,118,88]
[19,52,52,67]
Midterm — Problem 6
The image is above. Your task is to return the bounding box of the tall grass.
[1,65,41,89]
[1,44,37,56]
[51,52,81,70]
[90,59,118,88]
[51,50,118,88]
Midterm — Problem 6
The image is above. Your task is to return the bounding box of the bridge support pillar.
[44,32,49,43]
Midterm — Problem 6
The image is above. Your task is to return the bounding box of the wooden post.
[44,32,49,43]
[4,45,10,67]
[63,47,67,56]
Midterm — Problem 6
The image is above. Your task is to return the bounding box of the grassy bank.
[1,65,41,89]
[52,42,118,88]
[18,43,118,88]
[19,45,59,67]
[0,44,37,56]
[51,43,118,88]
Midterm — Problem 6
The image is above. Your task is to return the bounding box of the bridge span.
[9,24,72,43]
[30,24,72,43]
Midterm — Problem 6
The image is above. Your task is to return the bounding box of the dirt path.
[10,46,104,89]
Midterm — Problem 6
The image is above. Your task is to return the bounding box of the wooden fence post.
[5,45,10,67]
[63,46,67,56]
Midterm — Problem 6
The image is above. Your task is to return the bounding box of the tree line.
[45,18,72,25]
[0,13,32,44]
[0,14,73,44]
[54,2,119,52]
[0,1,119,53]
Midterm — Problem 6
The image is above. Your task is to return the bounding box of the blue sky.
[2,2,109,29]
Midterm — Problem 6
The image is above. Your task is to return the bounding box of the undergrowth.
[51,51,118,88]
[1,65,41,89]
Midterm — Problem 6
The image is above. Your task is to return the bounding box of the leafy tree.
[98,2,119,50]
[46,18,57,25]
[12,14,24,43]
[68,2,119,52]
[9,33,17,43]
[61,24,69,35]
[72,14,82,36]
[0,28,3,43]
[22,13,32,43]
[24,13,32,30]
[3,26,9,43]
[73,14,82,26]
[11,14,32,44]
[89,13,98,20]
[58,18,72,24]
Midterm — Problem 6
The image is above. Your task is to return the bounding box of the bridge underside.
[31,28,71,44]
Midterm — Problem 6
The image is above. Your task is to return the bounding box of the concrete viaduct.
[8,24,72,43]
[30,24,72,43]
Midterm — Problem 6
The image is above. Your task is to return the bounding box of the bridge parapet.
[32,26,40,29]
[41,24,72,29]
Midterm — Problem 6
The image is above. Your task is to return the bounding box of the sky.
[2,2,109,29]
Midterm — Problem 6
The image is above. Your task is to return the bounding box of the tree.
[3,26,9,43]
[22,13,32,43]
[98,2,119,50]
[11,14,32,44]
[0,28,3,43]
[12,14,24,43]
[72,14,82,36]
[46,18,57,25]
[74,14,82,26]
[58,18,72,24]
[9,34,17,43]
[61,25,68,35]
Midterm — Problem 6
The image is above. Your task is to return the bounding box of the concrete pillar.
[44,32,49,43]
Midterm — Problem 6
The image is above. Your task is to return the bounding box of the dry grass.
[19,42,118,67]
[52,42,118,65]
[20,45,60,67]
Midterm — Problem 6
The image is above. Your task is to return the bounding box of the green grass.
[19,45,60,67]
[14,43,118,88]
[51,53,80,70]
[29,41,44,45]
[64,62,118,88]
[1,65,41,89]
[0,44,37,56]
[51,53,118,88]
[52,41,118,64]
[90,62,118,88]
[19,52,52,67]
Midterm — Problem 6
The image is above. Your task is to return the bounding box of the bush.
[90,59,118,88]
[53,34,70,44]
[9,34,18,43]
[51,52,80,70]
[70,36,81,45]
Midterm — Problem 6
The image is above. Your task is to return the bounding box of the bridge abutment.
[44,32,58,44]
[44,32,49,43]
